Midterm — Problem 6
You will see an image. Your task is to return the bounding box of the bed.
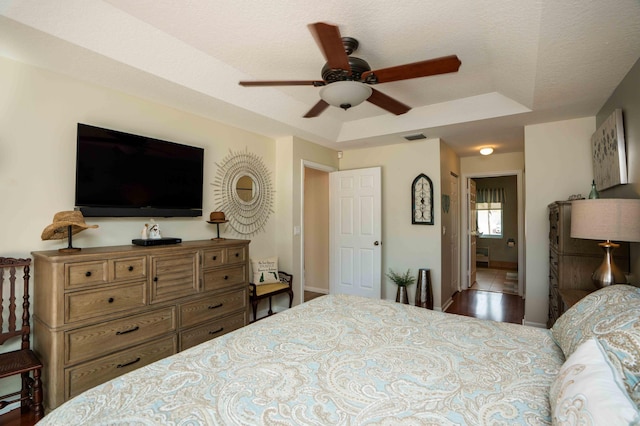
[39,286,640,425]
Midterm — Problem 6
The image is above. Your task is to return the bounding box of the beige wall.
[340,139,443,307]
[0,56,278,258]
[524,116,596,327]
[596,57,640,282]
[440,141,461,305]
[304,167,329,293]
[461,152,525,173]
[275,136,338,307]
[0,55,283,409]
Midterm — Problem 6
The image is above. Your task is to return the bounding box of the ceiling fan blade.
[239,80,325,87]
[367,88,411,115]
[362,55,461,84]
[303,100,330,118]
[308,22,351,73]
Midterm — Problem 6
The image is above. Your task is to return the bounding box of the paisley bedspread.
[40,294,563,425]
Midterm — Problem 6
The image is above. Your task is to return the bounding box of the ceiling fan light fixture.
[319,81,373,110]
[480,147,494,156]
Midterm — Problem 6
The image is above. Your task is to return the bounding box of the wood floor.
[446,289,524,324]
[2,407,37,426]
[306,286,524,324]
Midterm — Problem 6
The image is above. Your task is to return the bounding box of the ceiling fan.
[239,22,461,118]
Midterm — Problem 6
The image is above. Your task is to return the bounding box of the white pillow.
[251,257,279,284]
[549,337,640,425]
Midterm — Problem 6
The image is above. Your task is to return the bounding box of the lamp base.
[592,241,626,289]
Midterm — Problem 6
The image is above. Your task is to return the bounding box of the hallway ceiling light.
[479,147,494,155]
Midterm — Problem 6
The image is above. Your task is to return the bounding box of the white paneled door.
[329,167,381,298]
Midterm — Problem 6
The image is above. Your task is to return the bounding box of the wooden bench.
[249,271,293,322]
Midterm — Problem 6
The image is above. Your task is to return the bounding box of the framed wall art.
[591,108,628,191]
[412,173,434,225]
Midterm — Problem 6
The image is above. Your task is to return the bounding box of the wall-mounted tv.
[75,123,204,217]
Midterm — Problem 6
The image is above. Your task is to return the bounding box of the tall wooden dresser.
[32,239,250,410]
[548,201,629,327]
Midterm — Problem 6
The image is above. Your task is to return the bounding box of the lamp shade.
[319,81,372,110]
[570,199,640,242]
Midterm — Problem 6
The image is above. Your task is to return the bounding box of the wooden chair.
[0,258,44,421]
[249,271,293,322]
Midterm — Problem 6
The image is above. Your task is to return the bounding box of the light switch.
[294,226,301,235]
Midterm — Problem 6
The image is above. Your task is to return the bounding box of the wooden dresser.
[32,239,250,410]
[547,201,628,327]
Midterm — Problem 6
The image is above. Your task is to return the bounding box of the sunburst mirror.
[212,148,274,236]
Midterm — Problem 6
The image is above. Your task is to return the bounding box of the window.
[477,202,502,237]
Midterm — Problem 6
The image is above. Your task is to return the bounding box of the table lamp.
[570,199,640,288]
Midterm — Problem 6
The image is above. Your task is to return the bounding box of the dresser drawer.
[180,311,245,351]
[202,248,225,268]
[113,256,146,282]
[226,246,246,265]
[66,307,176,364]
[180,288,246,328]
[66,261,108,289]
[203,265,246,292]
[65,281,147,324]
[66,335,177,399]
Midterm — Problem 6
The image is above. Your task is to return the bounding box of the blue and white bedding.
[40,294,564,425]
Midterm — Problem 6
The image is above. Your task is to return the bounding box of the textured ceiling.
[1,0,639,156]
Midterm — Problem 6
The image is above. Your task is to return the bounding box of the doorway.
[461,170,524,298]
[302,162,333,300]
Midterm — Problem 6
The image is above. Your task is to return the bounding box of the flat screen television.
[75,123,204,217]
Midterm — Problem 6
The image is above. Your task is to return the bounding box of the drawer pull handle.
[116,357,141,369]
[116,326,140,335]
[235,253,239,257]
[128,266,134,271]
[212,256,217,260]
[209,327,224,335]
[85,271,92,277]
[154,277,158,282]
[224,275,229,280]
[208,303,223,310]
[108,297,115,303]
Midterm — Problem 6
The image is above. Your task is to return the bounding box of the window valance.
[477,188,505,204]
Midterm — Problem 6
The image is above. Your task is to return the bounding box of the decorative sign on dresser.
[32,239,250,410]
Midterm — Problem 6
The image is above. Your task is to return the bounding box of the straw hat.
[41,211,99,240]
[207,211,228,223]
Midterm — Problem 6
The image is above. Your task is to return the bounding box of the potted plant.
[386,268,415,304]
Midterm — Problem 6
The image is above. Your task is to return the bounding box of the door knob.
[374,241,380,246]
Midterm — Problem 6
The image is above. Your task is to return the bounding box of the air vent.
[403,133,426,141]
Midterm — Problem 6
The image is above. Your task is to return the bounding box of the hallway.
[471,267,518,294]
[451,266,523,324]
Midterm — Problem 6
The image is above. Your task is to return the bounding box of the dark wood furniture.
[547,201,629,327]
[0,258,44,422]
[32,239,250,410]
[249,271,293,322]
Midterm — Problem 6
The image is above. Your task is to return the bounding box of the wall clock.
[412,173,434,225]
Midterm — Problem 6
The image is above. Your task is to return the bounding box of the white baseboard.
[523,320,547,328]
[304,286,329,294]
